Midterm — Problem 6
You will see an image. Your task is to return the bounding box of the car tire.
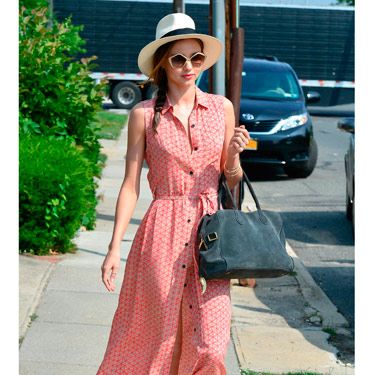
[352,196,355,238]
[346,190,353,221]
[346,181,354,221]
[285,138,318,178]
[111,81,142,109]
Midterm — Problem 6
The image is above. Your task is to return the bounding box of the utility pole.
[212,0,226,95]
[47,0,54,28]
[209,0,244,208]
[173,0,185,13]
[227,0,244,209]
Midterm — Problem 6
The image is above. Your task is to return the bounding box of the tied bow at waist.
[153,192,218,215]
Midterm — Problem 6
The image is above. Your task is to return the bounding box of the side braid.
[152,73,168,133]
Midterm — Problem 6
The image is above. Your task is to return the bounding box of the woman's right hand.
[101,247,121,292]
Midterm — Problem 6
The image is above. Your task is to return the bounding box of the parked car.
[337,117,355,230]
[198,57,321,178]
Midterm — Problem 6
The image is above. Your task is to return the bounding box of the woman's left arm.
[220,97,251,190]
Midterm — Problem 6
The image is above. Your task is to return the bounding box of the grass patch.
[240,372,323,375]
[92,111,128,140]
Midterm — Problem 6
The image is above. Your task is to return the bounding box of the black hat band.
[161,28,197,39]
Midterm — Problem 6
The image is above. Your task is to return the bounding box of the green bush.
[19,2,106,176]
[19,135,98,255]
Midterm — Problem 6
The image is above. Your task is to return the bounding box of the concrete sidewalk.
[19,117,354,374]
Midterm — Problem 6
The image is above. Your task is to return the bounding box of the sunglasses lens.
[170,55,187,68]
[169,53,206,69]
[191,53,206,67]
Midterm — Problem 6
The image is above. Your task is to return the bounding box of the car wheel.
[346,188,353,221]
[352,196,355,238]
[111,81,142,109]
[285,138,318,178]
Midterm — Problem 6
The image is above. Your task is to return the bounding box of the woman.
[97,13,250,375]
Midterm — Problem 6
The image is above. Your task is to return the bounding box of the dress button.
[185,242,189,246]
[194,147,198,151]
[191,124,195,128]
[189,305,193,309]
[182,264,186,268]
[194,328,197,332]
[184,283,187,287]
[189,171,193,175]
[187,219,191,223]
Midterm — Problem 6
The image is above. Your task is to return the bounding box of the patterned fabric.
[97,87,232,375]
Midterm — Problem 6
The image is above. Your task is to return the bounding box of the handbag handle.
[218,169,262,212]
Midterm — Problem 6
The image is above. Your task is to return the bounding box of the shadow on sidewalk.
[246,274,355,366]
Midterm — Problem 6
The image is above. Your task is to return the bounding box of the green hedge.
[19,135,98,255]
[19,3,106,177]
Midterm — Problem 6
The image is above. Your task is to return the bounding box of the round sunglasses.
[168,52,206,69]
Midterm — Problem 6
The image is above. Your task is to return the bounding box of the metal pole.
[47,0,54,28]
[212,0,226,95]
[208,1,213,93]
[227,0,244,209]
[229,28,244,128]
[173,0,185,13]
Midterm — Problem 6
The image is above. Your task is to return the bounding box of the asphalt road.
[242,115,355,330]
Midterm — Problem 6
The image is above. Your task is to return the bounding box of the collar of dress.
[161,87,209,115]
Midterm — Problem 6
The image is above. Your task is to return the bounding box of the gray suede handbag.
[198,170,294,288]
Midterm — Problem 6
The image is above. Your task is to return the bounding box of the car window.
[196,63,302,101]
[242,70,301,101]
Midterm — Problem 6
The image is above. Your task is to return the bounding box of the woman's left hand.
[227,125,251,157]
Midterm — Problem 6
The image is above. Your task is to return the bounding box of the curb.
[285,242,349,330]
[19,260,56,340]
[229,240,353,374]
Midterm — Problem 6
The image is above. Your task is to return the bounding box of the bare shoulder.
[130,101,145,117]
[128,102,146,130]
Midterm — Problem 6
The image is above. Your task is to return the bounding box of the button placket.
[189,109,199,154]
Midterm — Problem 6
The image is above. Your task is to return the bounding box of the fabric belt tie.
[153,192,217,215]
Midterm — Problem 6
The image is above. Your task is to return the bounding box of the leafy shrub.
[19,2,106,176]
[19,135,98,255]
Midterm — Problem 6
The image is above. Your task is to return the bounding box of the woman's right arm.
[101,103,146,292]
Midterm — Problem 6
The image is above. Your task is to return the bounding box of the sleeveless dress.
[97,87,232,375]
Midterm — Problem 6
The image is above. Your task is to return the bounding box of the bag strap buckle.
[207,232,218,242]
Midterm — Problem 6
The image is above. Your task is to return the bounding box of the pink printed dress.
[97,87,232,374]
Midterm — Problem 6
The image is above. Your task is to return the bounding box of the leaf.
[51,198,59,205]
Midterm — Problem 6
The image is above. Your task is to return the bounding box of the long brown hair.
[148,39,204,133]
[148,42,174,133]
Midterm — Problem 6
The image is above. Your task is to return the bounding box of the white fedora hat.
[138,13,223,76]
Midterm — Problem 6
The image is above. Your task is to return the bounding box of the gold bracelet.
[224,161,241,172]
[225,166,242,177]
[224,162,242,176]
